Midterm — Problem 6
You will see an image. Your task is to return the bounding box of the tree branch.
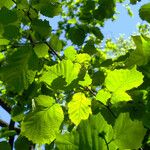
[45,42,62,61]
[0,98,11,114]
[0,119,20,134]
[9,120,15,150]
[83,86,117,118]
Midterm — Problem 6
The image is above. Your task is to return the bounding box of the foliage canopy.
[0,0,150,150]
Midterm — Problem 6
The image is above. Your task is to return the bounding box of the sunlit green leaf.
[68,92,92,125]
[126,36,150,66]
[113,113,146,149]
[21,104,64,144]
[40,60,81,86]
[105,67,143,103]
[96,89,111,105]
[34,43,49,58]
[64,46,77,61]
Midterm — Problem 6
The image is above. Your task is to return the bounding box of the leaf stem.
[83,86,117,118]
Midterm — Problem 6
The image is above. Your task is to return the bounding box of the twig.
[0,98,11,113]
[45,42,62,61]
[0,119,20,134]
[9,120,15,150]
[83,86,117,118]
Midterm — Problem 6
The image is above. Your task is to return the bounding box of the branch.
[9,120,15,150]
[83,86,117,118]
[0,98,11,114]
[0,119,20,134]
[45,42,62,61]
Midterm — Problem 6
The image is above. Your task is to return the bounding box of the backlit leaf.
[21,104,64,144]
[105,67,143,103]
[0,46,39,93]
[113,113,146,149]
[40,60,81,86]
[68,92,92,125]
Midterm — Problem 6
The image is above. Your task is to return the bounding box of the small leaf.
[50,34,62,51]
[34,43,49,58]
[64,46,77,61]
[0,46,39,93]
[139,3,150,23]
[0,0,14,8]
[68,92,92,125]
[96,89,111,105]
[35,95,55,108]
[68,27,86,46]
[76,53,91,65]
[79,73,92,86]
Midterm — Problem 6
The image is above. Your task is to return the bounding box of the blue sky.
[0,0,150,124]
[102,0,149,38]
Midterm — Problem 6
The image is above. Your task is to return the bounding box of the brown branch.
[9,120,15,150]
[45,42,62,61]
[0,98,11,114]
[83,86,117,118]
[0,119,20,134]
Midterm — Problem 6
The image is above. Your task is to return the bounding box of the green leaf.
[68,27,86,46]
[0,0,14,8]
[64,46,77,61]
[96,89,111,105]
[90,27,103,40]
[126,36,150,66]
[113,113,146,149]
[56,113,115,150]
[40,1,62,17]
[40,60,81,86]
[79,73,92,86]
[0,38,9,45]
[75,53,91,65]
[0,46,39,93]
[11,105,25,122]
[83,40,97,55]
[68,92,92,125]
[34,43,49,58]
[139,3,150,23]
[31,19,51,39]
[0,141,11,150]
[105,67,143,103]
[56,131,79,150]
[21,104,64,144]
[15,136,30,150]
[50,34,62,51]
[35,95,55,108]
[0,7,18,25]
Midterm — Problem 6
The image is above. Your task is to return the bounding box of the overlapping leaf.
[56,113,115,150]
[40,60,81,86]
[0,46,39,93]
[56,113,146,150]
[68,92,92,125]
[139,3,150,23]
[126,36,150,66]
[105,67,143,103]
[113,113,146,149]
[21,95,64,144]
